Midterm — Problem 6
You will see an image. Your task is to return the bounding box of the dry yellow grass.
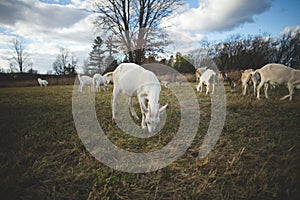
[0,84,299,199]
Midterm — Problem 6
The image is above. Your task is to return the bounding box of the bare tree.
[276,30,300,68]
[189,41,212,68]
[9,38,30,73]
[53,48,69,75]
[53,47,77,75]
[66,54,78,75]
[208,34,277,70]
[91,0,183,64]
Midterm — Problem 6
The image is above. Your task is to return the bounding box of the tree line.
[191,31,300,71]
[5,30,299,75]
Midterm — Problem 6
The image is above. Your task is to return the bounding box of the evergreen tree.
[104,36,118,71]
[88,37,106,73]
[173,52,195,74]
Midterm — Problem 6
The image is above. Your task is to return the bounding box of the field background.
[0,73,76,88]
[0,80,299,199]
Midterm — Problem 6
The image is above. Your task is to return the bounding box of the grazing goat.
[78,74,93,93]
[103,72,114,84]
[253,63,300,100]
[218,71,237,92]
[250,70,261,96]
[241,69,257,95]
[111,63,168,133]
[93,73,108,92]
[37,78,48,87]
[196,69,216,95]
[195,66,208,82]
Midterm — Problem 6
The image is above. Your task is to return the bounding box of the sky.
[0,0,299,74]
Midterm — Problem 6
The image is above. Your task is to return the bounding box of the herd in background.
[196,63,300,101]
[37,62,300,101]
[36,62,300,133]
[252,64,300,100]
[77,73,108,93]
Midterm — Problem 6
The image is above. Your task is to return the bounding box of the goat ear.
[159,104,168,113]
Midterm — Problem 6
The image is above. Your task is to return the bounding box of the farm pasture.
[0,83,299,199]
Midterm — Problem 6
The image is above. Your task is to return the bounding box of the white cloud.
[0,49,10,70]
[71,0,91,9]
[280,25,300,36]
[160,0,273,54]
[163,0,272,33]
[165,30,206,54]
[0,34,16,46]
[0,0,277,73]
[0,0,88,29]
[0,0,99,73]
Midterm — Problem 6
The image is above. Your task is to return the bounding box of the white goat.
[195,66,208,82]
[37,78,48,87]
[196,69,216,95]
[253,63,300,100]
[111,63,168,133]
[78,74,94,93]
[241,69,253,95]
[103,72,114,84]
[93,73,108,92]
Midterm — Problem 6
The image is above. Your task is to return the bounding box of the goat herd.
[196,63,300,101]
[37,62,300,133]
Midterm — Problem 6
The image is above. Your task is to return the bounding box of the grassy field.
[0,83,299,199]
